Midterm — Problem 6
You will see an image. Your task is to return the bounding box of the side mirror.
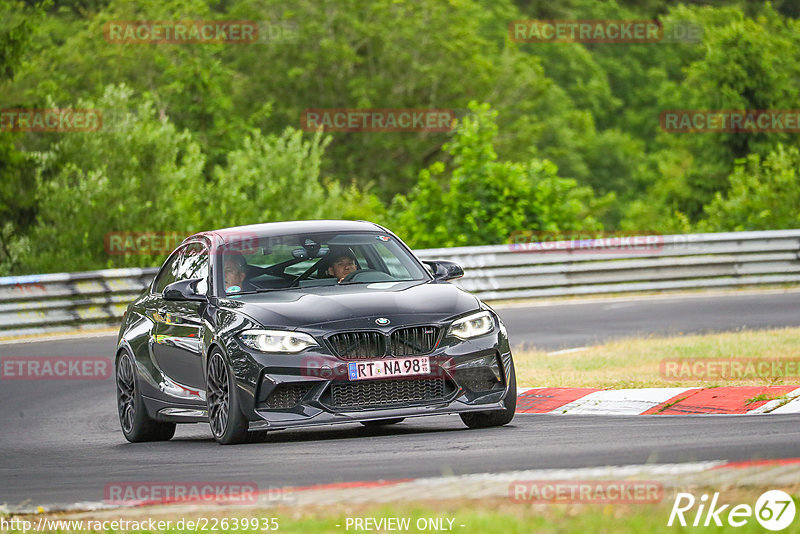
[423,260,464,281]
[163,278,207,302]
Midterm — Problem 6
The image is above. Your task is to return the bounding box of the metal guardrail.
[1,230,799,338]
[0,268,158,338]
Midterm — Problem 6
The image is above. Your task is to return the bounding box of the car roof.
[191,220,388,245]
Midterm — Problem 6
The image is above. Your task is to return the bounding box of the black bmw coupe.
[115,220,516,444]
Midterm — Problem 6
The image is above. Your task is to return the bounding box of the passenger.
[224,253,257,292]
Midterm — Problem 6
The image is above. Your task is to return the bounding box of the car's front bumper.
[247,395,507,431]
[224,325,514,431]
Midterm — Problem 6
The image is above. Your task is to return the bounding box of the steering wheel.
[340,269,380,283]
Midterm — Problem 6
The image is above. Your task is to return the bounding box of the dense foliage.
[1,0,798,274]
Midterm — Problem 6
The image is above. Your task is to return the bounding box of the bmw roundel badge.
[375,317,390,325]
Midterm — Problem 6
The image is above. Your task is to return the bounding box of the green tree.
[14,85,206,273]
[6,0,245,169]
[699,144,800,231]
[0,1,40,275]
[5,0,800,274]
[647,4,800,221]
[206,127,385,229]
[391,103,607,248]
[225,0,550,198]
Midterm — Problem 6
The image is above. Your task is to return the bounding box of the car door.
[149,242,209,393]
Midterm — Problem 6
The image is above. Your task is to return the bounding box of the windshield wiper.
[224,287,300,296]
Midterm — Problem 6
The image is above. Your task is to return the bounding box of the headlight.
[239,329,318,353]
[447,311,494,339]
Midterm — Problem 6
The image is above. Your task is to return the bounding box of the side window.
[183,242,209,294]
[153,249,185,294]
[152,243,210,294]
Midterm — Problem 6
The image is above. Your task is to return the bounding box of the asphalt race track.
[2,290,800,509]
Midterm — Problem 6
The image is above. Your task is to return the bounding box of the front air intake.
[389,326,441,356]
[327,331,386,360]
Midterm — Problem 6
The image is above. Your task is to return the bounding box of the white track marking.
[764,388,800,414]
[554,388,695,415]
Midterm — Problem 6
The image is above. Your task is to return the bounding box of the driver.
[224,253,257,292]
[326,250,358,282]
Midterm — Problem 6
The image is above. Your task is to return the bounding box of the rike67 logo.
[668,490,796,531]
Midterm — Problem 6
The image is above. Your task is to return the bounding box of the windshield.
[220,231,429,294]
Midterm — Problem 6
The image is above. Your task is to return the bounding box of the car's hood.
[218,281,480,329]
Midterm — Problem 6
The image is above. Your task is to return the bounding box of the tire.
[206,349,250,445]
[460,359,516,429]
[116,350,176,442]
[360,418,405,427]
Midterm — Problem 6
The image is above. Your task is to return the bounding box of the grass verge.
[8,488,798,533]
[513,326,800,388]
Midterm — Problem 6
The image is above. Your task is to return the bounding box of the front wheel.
[116,350,176,442]
[207,350,250,445]
[460,359,516,429]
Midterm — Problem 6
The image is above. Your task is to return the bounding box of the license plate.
[348,357,430,381]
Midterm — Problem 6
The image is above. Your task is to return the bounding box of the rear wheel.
[116,351,176,442]
[207,349,250,445]
[460,360,516,429]
[360,418,405,427]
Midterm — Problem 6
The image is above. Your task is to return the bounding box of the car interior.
[223,233,420,293]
